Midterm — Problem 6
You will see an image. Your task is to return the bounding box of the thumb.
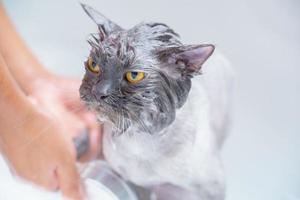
[57,159,85,200]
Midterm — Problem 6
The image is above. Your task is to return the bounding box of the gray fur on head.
[79,4,214,135]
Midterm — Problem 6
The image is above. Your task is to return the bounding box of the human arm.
[0,54,84,199]
[0,3,101,161]
[0,4,51,93]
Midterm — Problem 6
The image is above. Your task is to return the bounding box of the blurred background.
[1,0,300,199]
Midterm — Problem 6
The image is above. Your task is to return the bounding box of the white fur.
[103,52,234,199]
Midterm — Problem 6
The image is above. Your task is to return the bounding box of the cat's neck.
[103,85,212,160]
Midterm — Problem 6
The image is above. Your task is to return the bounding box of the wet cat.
[80,4,234,200]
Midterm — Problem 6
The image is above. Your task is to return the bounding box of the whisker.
[126,109,152,135]
[121,108,126,134]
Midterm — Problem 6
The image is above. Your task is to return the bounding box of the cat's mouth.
[80,93,152,134]
[81,98,132,134]
[82,100,111,120]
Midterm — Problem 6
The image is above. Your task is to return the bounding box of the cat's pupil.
[92,61,97,68]
[131,72,138,79]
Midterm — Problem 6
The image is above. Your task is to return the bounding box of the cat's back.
[191,50,234,147]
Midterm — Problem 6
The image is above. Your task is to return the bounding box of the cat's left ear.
[158,44,214,75]
[81,4,122,35]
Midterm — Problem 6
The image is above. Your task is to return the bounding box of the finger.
[65,98,85,113]
[54,105,86,139]
[41,167,59,191]
[27,96,39,106]
[76,111,102,161]
[77,126,102,162]
[22,166,59,191]
[59,80,83,110]
[57,158,85,200]
[89,125,103,159]
[80,111,97,124]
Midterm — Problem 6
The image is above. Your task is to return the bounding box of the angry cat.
[79,4,234,200]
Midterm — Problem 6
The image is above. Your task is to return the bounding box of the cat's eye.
[86,57,100,74]
[125,71,145,84]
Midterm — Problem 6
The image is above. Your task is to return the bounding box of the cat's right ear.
[81,4,122,36]
[157,44,214,76]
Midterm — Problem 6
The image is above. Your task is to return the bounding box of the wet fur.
[80,4,234,200]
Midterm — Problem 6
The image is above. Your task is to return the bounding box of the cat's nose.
[92,84,110,99]
[99,95,108,99]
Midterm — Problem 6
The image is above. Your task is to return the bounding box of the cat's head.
[79,4,214,134]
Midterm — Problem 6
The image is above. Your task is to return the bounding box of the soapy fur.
[80,4,234,200]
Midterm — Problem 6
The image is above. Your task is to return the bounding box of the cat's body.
[103,52,233,200]
[80,4,233,200]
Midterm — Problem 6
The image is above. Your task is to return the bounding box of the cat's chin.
[85,102,111,123]
[96,114,132,135]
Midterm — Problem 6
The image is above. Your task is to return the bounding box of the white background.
[2,0,300,199]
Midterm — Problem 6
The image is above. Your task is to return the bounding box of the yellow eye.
[125,71,145,84]
[87,57,100,74]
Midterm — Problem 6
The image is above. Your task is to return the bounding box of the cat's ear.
[158,44,214,75]
[81,4,122,35]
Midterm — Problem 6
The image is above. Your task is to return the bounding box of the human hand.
[28,74,102,161]
[0,105,85,200]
